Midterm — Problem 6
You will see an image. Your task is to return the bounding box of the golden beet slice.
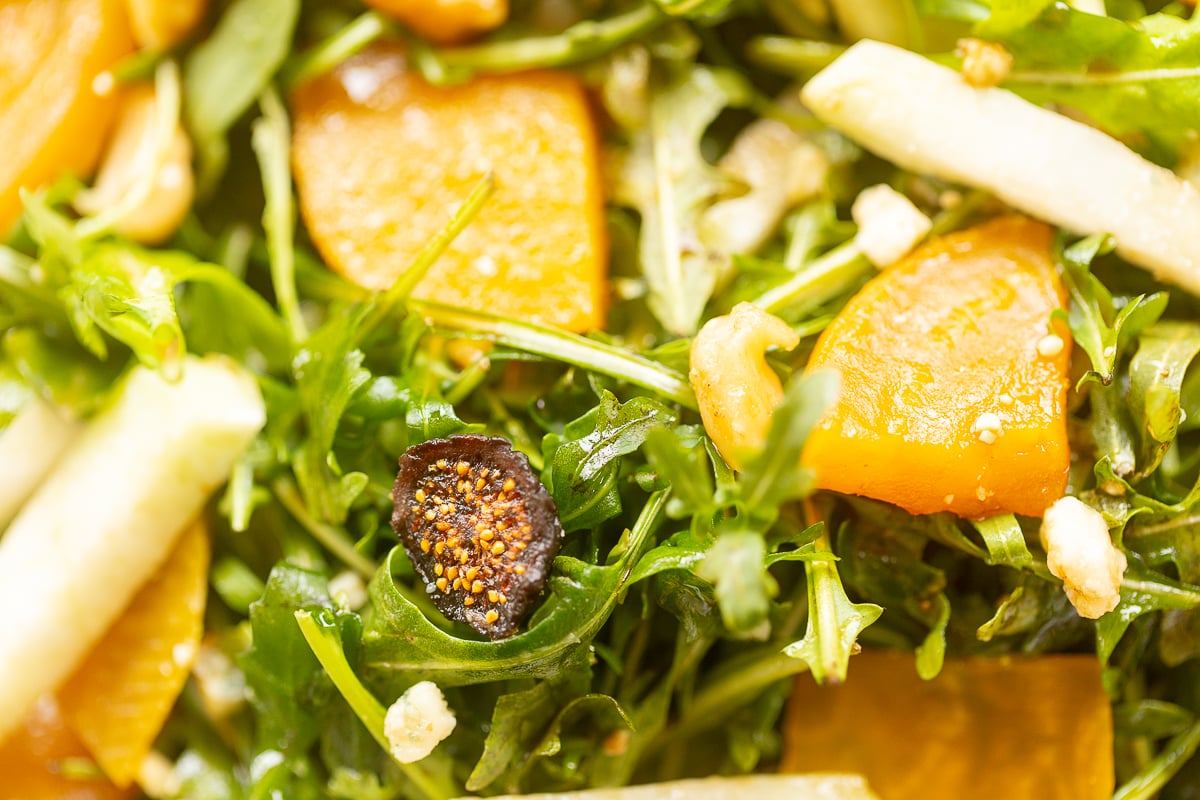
[0,0,133,235]
[57,520,209,787]
[291,45,606,332]
[364,0,507,43]
[802,216,1070,518]
[781,650,1114,800]
[0,697,129,800]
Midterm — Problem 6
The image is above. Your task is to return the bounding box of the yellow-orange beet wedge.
[364,0,507,43]
[802,216,1070,518]
[58,520,209,788]
[0,0,134,235]
[782,650,1114,800]
[291,45,606,332]
[0,697,130,800]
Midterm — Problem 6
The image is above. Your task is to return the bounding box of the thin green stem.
[1113,718,1200,800]
[295,610,455,800]
[426,4,665,79]
[754,240,871,317]
[358,174,494,343]
[284,11,391,87]
[272,477,376,578]
[252,88,308,342]
[746,36,846,75]
[410,300,698,409]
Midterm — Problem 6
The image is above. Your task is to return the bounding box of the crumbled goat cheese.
[1040,497,1127,619]
[385,681,457,764]
[851,184,932,268]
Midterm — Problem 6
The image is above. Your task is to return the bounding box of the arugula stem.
[746,36,846,75]
[753,240,871,317]
[1113,718,1200,800]
[284,11,391,88]
[295,609,456,800]
[426,4,665,79]
[252,88,308,342]
[646,647,810,751]
[272,478,377,578]
[358,174,495,343]
[411,300,698,409]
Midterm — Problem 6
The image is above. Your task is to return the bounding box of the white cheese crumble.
[1036,333,1065,358]
[329,570,368,611]
[851,184,932,268]
[384,681,457,764]
[1040,497,1128,619]
[970,412,1003,444]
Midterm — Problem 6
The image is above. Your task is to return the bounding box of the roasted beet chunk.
[390,435,565,639]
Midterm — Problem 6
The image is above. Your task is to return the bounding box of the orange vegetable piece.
[0,0,134,235]
[124,0,207,50]
[0,696,129,800]
[291,45,607,332]
[57,520,209,788]
[801,216,1070,518]
[781,650,1114,800]
[363,0,507,43]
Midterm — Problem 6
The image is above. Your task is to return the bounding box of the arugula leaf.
[972,514,1034,569]
[1055,234,1167,386]
[545,391,677,531]
[467,674,584,792]
[292,307,371,524]
[737,369,839,528]
[784,523,883,685]
[611,64,753,335]
[697,527,776,635]
[362,492,667,690]
[1128,323,1200,479]
[239,563,334,755]
[184,0,302,188]
[987,6,1200,154]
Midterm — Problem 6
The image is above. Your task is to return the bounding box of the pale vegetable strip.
[0,356,264,742]
[801,40,1200,296]
[0,398,79,528]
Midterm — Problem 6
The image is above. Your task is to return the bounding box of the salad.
[3,0,1200,798]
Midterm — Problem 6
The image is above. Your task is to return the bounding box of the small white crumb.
[137,751,180,799]
[1041,496,1127,619]
[956,38,1013,88]
[938,189,964,209]
[975,485,992,502]
[997,393,1015,406]
[384,681,456,764]
[192,642,247,720]
[851,184,932,268]
[329,570,368,611]
[92,71,115,97]
[1036,334,1065,358]
[970,412,1003,443]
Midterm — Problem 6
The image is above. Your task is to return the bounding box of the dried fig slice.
[390,435,565,639]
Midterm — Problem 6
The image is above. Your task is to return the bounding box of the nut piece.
[384,681,456,764]
[957,38,1014,88]
[1040,496,1127,619]
[851,184,932,268]
[75,74,194,245]
[689,303,800,470]
[391,435,564,639]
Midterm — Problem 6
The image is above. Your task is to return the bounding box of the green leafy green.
[611,64,753,335]
[184,0,301,188]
